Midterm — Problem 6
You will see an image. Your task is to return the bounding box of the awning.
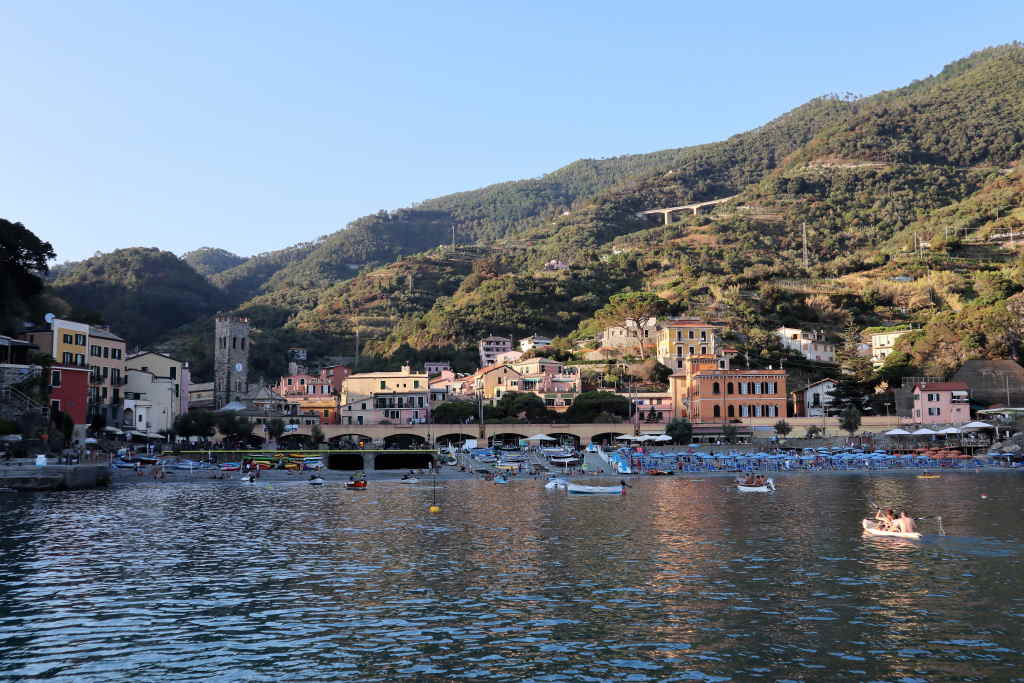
[103,427,123,434]
[614,434,636,440]
[526,434,556,441]
[911,428,937,435]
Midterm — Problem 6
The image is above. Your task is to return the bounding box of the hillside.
[51,247,229,347]
[182,247,247,277]
[46,43,1024,383]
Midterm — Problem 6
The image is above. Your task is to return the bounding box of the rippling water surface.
[1,473,1022,681]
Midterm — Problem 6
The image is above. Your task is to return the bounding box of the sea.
[1,472,1022,681]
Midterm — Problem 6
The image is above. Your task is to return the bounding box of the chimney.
[401,364,411,374]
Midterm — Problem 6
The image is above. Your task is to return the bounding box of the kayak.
[566,482,623,495]
[308,477,325,485]
[544,478,568,490]
[917,474,941,479]
[400,477,419,484]
[736,478,775,492]
[862,518,921,540]
[345,481,367,489]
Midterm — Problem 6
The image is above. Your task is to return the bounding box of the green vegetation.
[182,247,247,277]
[0,219,55,335]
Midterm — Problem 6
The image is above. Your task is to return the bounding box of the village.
[2,312,1022,454]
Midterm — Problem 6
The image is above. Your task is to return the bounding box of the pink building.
[911,382,969,424]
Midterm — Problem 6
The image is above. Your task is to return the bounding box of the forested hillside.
[182,248,247,277]
[45,43,1024,382]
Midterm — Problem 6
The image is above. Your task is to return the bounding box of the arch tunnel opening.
[327,453,366,470]
[374,452,434,470]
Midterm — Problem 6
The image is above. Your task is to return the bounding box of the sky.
[0,1,1020,264]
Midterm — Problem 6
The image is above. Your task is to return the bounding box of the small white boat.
[400,477,419,484]
[493,475,509,484]
[239,475,257,484]
[736,478,775,492]
[544,477,568,490]
[566,482,623,495]
[308,477,325,486]
[862,518,921,540]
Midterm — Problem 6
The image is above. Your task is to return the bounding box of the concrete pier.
[0,462,112,491]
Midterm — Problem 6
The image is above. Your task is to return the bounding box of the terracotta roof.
[915,382,969,392]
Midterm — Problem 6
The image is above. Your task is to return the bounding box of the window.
[63,334,73,344]
[676,331,682,341]
[91,345,101,357]
[700,330,707,341]
[712,382,720,394]
[299,378,305,385]
[928,407,941,416]
[62,352,73,365]
[688,330,694,339]
[689,346,695,355]
[700,346,707,355]
[103,347,109,358]
[727,382,734,394]
[76,353,85,366]
[713,405,721,418]
[927,393,939,402]
[101,387,108,399]
[50,399,60,415]
[241,338,245,349]
[50,370,61,387]
[676,360,682,369]
[380,381,386,390]
[727,405,735,418]
[75,334,86,345]
[414,380,420,388]
[287,378,293,385]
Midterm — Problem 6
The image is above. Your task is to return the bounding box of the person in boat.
[894,511,917,534]
[875,508,896,530]
[620,480,632,488]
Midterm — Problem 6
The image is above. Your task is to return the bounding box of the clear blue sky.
[1,1,1019,263]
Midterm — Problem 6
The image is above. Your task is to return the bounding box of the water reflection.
[0,473,1022,680]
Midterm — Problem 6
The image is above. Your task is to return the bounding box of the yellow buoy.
[428,505,441,513]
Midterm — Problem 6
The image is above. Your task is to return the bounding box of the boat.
[308,477,325,486]
[648,469,674,476]
[862,518,921,540]
[220,463,240,471]
[566,482,623,495]
[111,459,137,469]
[239,475,257,484]
[544,477,568,490]
[736,478,775,492]
[400,477,419,484]
[345,480,367,490]
[173,459,214,470]
[493,475,509,484]
[917,473,941,479]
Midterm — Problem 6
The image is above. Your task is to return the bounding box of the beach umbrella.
[526,434,556,441]
[614,434,635,441]
[937,427,961,435]
[961,421,994,430]
[885,428,912,436]
[651,434,673,442]
[911,428,938,436]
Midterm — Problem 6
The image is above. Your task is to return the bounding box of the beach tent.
[885,428,912,436]
[526,434,556,441]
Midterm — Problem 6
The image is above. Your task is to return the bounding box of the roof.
[0,335,37,348]
[127,350,181,363]
[914,382,969,392]
[800,378,838,391]
[89,326,126,342]
[660,319,718,328]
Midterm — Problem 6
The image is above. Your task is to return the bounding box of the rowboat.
[917,474,941,479]
[736,478,775,492]
[345,480,367,490]
[861,518,921,540]
[308,477,325,486]
[544,477,568,490]
[566,482,623,495]
[400,477,419,484]
[493,475,509,484]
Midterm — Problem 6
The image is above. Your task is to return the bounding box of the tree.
[491,392,553,422]
[310,424,324,448]
[565,391,632,423]
[805,425,822,439]
[0,219,56,334]
[665,418,692,444]
[827,374,871,414]
[593,292,667,360]
[53,410,74,447]
[774,420,792,438]
[266,418,286,441]
[89,413,107,434]
[432,400,477,424]
[722,424,739,444]
[839,405,862,436]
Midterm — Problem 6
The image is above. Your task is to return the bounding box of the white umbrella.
[885,428,912,436]
[0,434,23,441]
[937,427,961,434]
[526,434,556,441]
[633,435,652,442]
[961,421,994,430]
[614,434,636,441]
[84,437,99,444]
[651,434,673,442]
[911,428,937,435]
[103,427,123,435]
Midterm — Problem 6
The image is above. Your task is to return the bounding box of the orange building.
[669,355,787,422]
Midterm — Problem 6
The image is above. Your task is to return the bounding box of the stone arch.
[278,433,312,448]
[488,432,529,448]
[328,433,373,448]
[435,432,476,446]
[590,431,621,446]
[547,432,580,448]
[374,451,434,470]
[383,433,428,449]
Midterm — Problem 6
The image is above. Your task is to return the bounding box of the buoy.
[981,494,987,499]
[428,505,441,513]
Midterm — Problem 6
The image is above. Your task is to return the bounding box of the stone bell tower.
[214,315,250,408]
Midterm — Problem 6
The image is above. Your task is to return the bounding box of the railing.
[0,386,47,419]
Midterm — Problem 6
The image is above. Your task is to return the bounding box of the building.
[631,391,673,424]
[599,319,659,358]
[790,378,837,417]
[124,369,178,436]
[519,335,552,353]
[478,336,512,367]
[0,334,40,389]
[870,328,912,367]
[495,350,524,364]
[188,382,215,410]
[510,357,581,412]
[48,364,90,441]
[424,361,451,376]
[126,351,188,419]
[669,355,787,422]
[775,327,836,363]
[655,318,725,371]
[214,315,250,408]
[337,366,431,425]
[910,382,970,424]
[458,364,523,404]
[276,372,333,398]
[429,370,461,404]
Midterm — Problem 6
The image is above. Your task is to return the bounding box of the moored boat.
[308,477,325,486]
[345,480,367,489]
[566,482,623,495]
[862,518,921,540]
[544,477,568,490]
[400,477,419,484]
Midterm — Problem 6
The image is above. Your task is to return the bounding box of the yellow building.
[656,319,724,372]
[340,365,430,404]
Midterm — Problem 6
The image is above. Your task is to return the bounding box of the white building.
[798,378,837,417]
[424,361,451,376]
[124,369,179,436]
[478,336,512,368]
[776,327,836,363]
[519,335,552,353]
[870,329,912,367]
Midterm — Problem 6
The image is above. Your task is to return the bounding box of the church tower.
[214,315,250,408]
